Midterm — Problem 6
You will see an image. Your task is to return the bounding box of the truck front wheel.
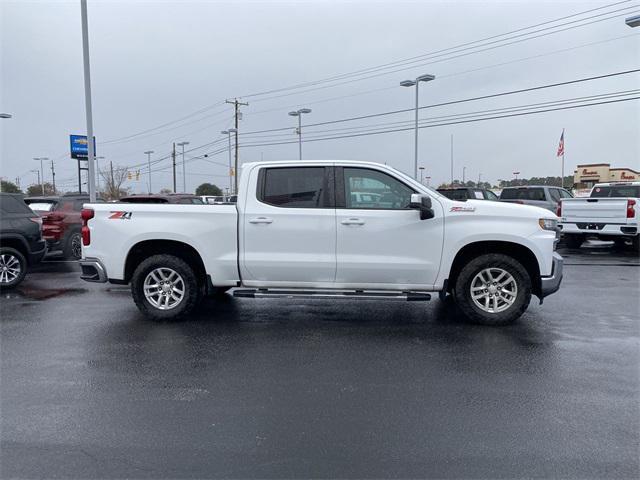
[564,234,584,249]
[453,253,532,326]
[131,254,201,321]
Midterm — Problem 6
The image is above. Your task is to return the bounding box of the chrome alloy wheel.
[143,267,185,310]
[470,267,518,314]
[0,254,21,284]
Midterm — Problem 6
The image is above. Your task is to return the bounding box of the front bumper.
[79,258,108,283]
[539,252,563,299]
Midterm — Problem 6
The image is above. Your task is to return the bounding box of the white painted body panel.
[83,160,558,291]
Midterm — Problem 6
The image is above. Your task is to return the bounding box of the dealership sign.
[69,134,96,159]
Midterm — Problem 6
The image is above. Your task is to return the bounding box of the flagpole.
[561,128,565,189]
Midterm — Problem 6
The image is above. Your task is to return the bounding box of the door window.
[343,168,414,209]
[259,167,328,208]
[484,190,499,200]
[548,189,561,202]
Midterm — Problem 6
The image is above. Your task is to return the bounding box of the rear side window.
[484,190,499,200]
[0,195,32,214]
[500,188,545,201]
[259,167,327,208]
[591,185,640,198]
[548,189,561,202]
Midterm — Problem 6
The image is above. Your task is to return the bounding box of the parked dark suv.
[0,193,46,288]
[24,194,101,259]
[437,187,499,201]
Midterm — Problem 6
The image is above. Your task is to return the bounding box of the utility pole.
[463,166,466,183]
[172,142,177,193]
[226,98,248,193]
[50,159,56,194]
[177,141,189,193]
[450,134,454,185]
[33,157,48,195]
[478,172,482,186]
[144,150,154,193]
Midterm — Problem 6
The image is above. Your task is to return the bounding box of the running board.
[233,289,431,301]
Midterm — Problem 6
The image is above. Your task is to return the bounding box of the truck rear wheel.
[453,253,531,326]
[564,234,584,249]
[131,254,201,321]
[0,247,27,290]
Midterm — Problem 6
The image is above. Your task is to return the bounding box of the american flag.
[557,129,565,157]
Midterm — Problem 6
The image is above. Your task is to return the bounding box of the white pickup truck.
[79,161,563,325]
[559,182,639,250]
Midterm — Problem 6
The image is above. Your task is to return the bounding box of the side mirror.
[410,193,434,220]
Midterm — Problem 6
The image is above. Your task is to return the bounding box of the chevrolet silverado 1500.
[79,161,563,325]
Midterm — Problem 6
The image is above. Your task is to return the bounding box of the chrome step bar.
[233,289,431,301]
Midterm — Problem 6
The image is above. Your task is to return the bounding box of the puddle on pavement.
[3,287,88,301]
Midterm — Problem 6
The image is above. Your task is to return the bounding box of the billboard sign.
[69,135,96,160]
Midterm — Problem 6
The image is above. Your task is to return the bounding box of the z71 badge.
[109,211,133,220]
[450,206,476,212]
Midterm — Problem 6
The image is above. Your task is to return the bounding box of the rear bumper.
[560,222,637,236]
[539,252,563,299]
[79,258,108,283]
[28,241,47,265]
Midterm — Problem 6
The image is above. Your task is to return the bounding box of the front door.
[335,166,444,289]
[241,166,336,285]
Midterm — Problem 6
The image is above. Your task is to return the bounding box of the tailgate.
[561,198,630,223]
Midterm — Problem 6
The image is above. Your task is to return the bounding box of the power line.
[239,68,640,135]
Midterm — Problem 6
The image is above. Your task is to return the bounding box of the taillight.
[556,201,562,217]
[627,199,636,219]
[81,208,94,246]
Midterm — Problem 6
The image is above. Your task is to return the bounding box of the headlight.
[539,218,558,231]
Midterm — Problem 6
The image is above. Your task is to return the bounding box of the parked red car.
[24,195,102,259]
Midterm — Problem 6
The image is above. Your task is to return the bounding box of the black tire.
[564,234,584,249]
[453,253,532,326]
[632,236,640,254]
[131,254,201,321]
[0,247,27,290]
[63,231,83,260]
[613,238,629,250]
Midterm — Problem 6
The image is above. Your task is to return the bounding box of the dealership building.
[573,163,639,189]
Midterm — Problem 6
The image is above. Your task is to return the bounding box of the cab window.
[259,167,328,208]
[343,168,414,210]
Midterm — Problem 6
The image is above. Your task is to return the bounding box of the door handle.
[341,218,365,226]
[249,217,273,224]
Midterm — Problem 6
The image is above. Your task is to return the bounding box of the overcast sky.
[1,0,639,194]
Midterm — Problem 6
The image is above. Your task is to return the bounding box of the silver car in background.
[499,185,573,212]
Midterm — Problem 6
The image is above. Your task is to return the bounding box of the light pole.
[0,113,11,119]
[177,141,190,192]
[478,173,482,186]
[221,129,236,193]
[425,176,431,187]
[80,0,96,202]
[418,166,425,184]
[463,166,467,183]
[33,157,48,195]
[400,73,435,180]
[513,171,520,182]
[31,169,40,189]
[288,108,312,160]
[144,151,154,193]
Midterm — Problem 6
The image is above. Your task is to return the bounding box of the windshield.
[500,188,545,201]
[24,201,56,211]
[590,185,640,198]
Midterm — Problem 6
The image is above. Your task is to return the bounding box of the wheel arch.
[123,239,207,284]
[447,240,541,296]
[0,235,30,263]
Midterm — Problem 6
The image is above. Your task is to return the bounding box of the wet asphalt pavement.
[1,244,639,478]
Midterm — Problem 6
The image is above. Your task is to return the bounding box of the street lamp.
[144,151,154,193]
[0,113,11,119]
[425,176,431,187]
[463,166,467,183]
[177,141,190,193]
[221,129,237,193]
[626,14,640,27]
[400,73,435,180]
[30,169,40,188]
[33,157,48,195]
[288,108,312,160]
[418,166,425,184]
[513,171,520,182]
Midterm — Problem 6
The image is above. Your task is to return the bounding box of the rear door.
[241,166,337,285]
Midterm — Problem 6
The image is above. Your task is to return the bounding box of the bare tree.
[100,165,130,201]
